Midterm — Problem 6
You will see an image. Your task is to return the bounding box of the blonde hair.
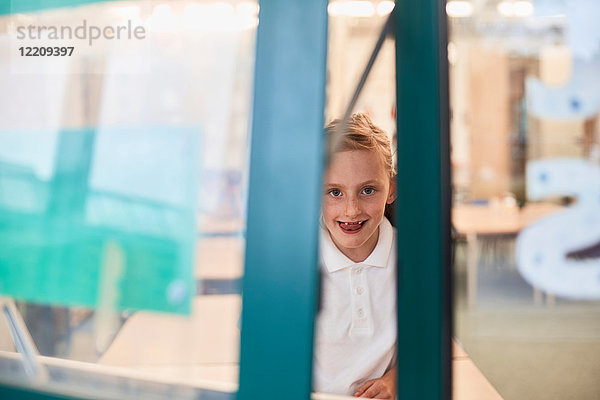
[325,113,396,180]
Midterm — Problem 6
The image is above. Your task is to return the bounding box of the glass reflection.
[0,0,256,398]
[450,1,600,399]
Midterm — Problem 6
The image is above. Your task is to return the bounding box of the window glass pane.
[313,2,397,398]
[0,0,257,397]
[449,1,600,399]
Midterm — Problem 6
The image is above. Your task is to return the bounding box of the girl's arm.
[353,366,397,399]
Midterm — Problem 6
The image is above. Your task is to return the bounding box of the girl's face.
[322,150,396,263]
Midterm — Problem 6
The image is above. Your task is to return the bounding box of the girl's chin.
[333,235,367,250]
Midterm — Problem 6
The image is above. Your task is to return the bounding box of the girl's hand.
[354,366,397,399]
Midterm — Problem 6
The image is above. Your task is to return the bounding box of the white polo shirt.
[313,217,397,396]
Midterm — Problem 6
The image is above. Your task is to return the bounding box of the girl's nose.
[345,197,360,218]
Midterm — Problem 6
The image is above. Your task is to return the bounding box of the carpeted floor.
[453,237,600,400]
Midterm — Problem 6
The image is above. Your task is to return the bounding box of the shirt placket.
[349,264,373,336]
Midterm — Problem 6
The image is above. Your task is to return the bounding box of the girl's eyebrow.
[359,180,380,186]
[325,179,381,188]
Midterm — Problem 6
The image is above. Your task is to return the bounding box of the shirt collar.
[320,217,394,273]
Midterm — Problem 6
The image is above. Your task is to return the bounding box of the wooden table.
[452,202,563,307]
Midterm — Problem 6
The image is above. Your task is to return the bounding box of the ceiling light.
[497,1,513,16]
[377,1,395,16]
[514,1,534,17]
[498,1,534,18]
[446,1,474,18]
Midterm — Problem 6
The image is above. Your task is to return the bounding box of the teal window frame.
[0,0,451,399]
[237,0,327,399]
[0,0,118,15]
[395,1,452,399]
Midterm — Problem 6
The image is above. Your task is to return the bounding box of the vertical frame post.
[238,1,328,400]
[394,0,452,399]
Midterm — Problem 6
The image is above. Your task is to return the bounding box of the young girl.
[314,113,397,399]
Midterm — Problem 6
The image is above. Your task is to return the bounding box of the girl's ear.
[386,180,397,204]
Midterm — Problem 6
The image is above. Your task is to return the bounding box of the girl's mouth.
[338,220,366,234]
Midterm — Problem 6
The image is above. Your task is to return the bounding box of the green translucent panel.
[0,127,199,315]
[0,0,117,16]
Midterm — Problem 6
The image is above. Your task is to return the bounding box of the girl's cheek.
[322,199,337,213]
[363,194,384,203]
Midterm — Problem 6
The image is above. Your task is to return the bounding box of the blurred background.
[446,1,600,399]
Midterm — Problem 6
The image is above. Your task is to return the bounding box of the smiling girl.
[314,113,397,399]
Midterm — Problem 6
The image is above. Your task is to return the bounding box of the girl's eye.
[329,189,342,197]
[362,187,375,195]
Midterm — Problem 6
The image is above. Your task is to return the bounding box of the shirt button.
[357,308,365,318]
[354,267,363,274]
[356,287,364,295]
